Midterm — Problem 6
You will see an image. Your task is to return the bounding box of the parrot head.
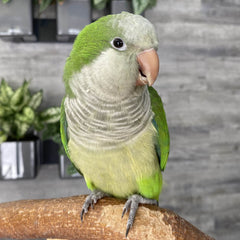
[64,12,159,100]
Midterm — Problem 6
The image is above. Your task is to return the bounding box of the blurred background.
[0,1,240,240]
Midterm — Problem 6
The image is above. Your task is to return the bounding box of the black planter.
[41,140,59,164]
[57,0,91,42]
[0,0,36,41]
[0,137,40,180]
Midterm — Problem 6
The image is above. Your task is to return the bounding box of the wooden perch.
[0,195,214,240]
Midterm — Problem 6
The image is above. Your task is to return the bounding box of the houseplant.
[42,121,82,178]
[2,0,64,13]
[0,79,60,179]
[56,0,91,42]
[94,0,157,15]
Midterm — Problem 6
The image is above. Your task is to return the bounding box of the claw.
[80,190,109,222]
[126,222,131,238]
[122,194,158,237]
[80,209,85,222]
[121,198,131,218]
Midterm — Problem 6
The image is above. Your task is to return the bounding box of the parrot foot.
[122,194,158,237]
[81,190,109,222]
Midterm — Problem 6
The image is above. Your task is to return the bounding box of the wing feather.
[148,86,170,171]
[60,98,83,175]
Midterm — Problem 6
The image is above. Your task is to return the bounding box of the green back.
[148,86,170,171]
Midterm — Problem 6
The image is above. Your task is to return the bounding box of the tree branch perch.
[0,195,214,240]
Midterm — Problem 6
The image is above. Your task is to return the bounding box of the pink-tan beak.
[136,48,159,86]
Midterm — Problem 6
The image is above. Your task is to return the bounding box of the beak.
[136,48,159,86]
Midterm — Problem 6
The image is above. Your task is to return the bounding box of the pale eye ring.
[110,37,127,51]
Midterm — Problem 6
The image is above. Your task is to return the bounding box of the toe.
[122,199,132,218]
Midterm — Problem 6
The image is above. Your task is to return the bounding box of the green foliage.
[2,0,157,15]
[2,0,64,12]
[2,0,11,3]
[39,107,61,124]
[0,79,60,143]
[42,120,66,155]
[132,0,157,15]
[67,162,79,175]
[92,0,157,14]
[42,118,79,176]
[36,0,65,13]
[93,0,108,10]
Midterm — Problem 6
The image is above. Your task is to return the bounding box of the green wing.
[148,86,170,171]
[60,98,70,159]
[60,98,82,175]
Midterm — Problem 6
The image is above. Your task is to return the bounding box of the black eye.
[113,38,123,48]
[110,37,127,51]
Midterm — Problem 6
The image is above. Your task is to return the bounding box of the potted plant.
[94,0,157,15]
[0,79,60,180]
[0,0,35,41]
[42,120,82,178]
[0,0,64,41]
[56,0,91,41]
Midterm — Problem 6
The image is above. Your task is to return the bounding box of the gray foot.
[81,190,109,221]
[122,194,158,237]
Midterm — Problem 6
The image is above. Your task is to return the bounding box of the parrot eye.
[111,37,127,51]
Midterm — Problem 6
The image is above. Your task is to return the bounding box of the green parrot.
[60,12,170,237]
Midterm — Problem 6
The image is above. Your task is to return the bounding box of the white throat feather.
[65,70,153,150]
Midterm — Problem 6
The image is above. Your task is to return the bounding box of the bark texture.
[0,195,215,240]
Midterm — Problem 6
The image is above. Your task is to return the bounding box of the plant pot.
[41,140,59,164]
[59,154,82,179]
[56,0,91,42]
[0,137,40,180]
[111,0,133,14]
[0,0,36,41]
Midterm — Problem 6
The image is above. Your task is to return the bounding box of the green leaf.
[39,107,61,124]
[0,130,7,144]
[0,79,14,105]
[67,162,79,175]
[42,121,60,141]
[148,0,157,8]
[0,106,13,117]
[132,0,156,14]
[10,81,30,111]
[33,117,44,131]
[15,107,35,124]
[93,0,109,10]
[39,0,53,13]
[28,90,43,110]
[0,119,11,135]
[2,0,11,4]
[15,113,28,124]
[14,120,30,139]
[23,107,35,123]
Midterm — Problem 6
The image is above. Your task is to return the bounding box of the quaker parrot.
[60,12,170,237]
